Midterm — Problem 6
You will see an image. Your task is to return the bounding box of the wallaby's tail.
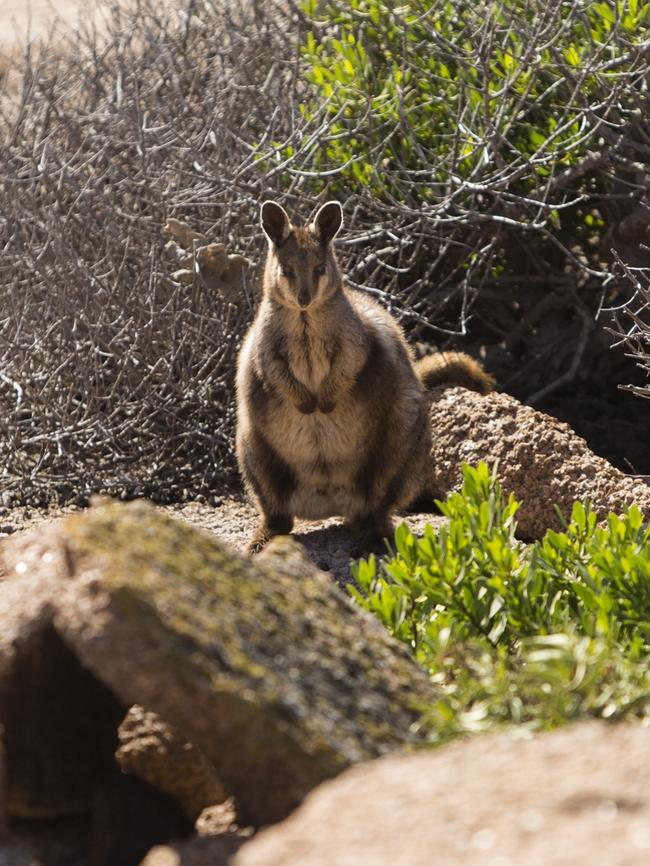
[415,351,496,395]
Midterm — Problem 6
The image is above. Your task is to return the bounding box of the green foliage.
[421,633,650,743]
[350,463,650,742]
[294,0,650,392]
[300,0,649,200]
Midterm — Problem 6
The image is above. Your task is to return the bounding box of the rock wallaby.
[236,200,494,552]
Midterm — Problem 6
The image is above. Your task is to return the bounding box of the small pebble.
[0,524,16,535]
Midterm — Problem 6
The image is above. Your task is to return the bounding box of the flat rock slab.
[0,501,432,827]
[235,721,650,866]
[429,388,650,538]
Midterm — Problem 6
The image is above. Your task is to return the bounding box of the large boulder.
[0,501,432,828]
[0,527,194,864]
[235,721,650,866]
[429,388,650,538]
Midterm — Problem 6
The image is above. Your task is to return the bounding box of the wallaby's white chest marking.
[285,314,332,392]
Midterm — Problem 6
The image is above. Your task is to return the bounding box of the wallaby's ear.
[261,200,291,246]
[312,200,343,245]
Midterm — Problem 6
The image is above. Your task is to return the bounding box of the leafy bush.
[419,633,650,743]
[303,0,648,193]
[351,463,650,741]
[295,0,650,422]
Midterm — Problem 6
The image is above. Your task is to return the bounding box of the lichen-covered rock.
[429,388,650,538]
[235,721,650,866]
[2,501,432,826]
[116,705,228,821]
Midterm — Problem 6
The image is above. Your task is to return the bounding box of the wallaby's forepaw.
[297,394,317,414]
[318,399,335,414]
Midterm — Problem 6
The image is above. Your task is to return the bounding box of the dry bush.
[0,0,312,505]
[610,259,650,400]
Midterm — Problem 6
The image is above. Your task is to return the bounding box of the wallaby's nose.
[298,291,310,308]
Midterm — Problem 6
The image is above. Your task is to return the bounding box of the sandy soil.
[0,0,104,46]
[0,497,445,585]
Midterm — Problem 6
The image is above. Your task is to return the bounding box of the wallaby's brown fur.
[236,200,494,552]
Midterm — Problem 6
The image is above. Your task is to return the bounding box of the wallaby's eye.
[314,264,326,278]
[280,265,294,279]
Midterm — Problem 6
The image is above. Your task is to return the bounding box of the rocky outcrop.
[428,387,650,538]
[116,706,228,822]
[235,721,650,866]
[0,527,194,863]
[0,501,432,832]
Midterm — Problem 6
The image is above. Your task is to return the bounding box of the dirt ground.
[0,497,445,585]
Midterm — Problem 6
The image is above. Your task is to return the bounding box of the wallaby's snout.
[294,261,325,309]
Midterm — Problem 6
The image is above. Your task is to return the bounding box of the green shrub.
[301,0,648,202]
[420,633,650,743]
[294,0,650,422]
[351,463,650,741]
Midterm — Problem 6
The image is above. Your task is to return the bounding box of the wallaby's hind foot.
[247,514,294,554]
[349,513,394,557]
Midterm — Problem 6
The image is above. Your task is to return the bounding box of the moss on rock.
[49,501,432,825]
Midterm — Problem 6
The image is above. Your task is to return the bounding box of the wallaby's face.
[260,200,343,311]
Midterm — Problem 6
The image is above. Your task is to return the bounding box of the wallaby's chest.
[286,326,332,391]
